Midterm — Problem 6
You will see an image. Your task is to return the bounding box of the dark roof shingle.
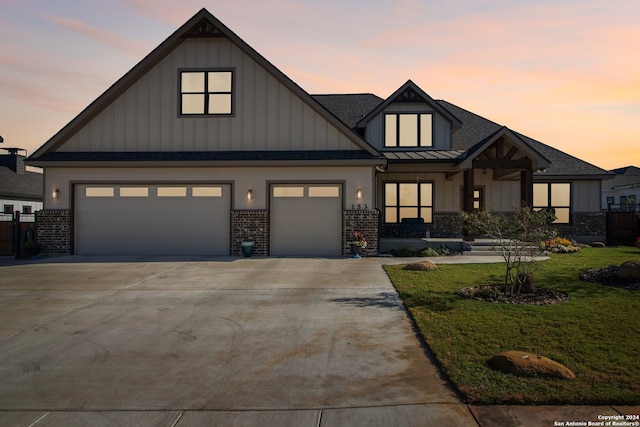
[0,167,43,200]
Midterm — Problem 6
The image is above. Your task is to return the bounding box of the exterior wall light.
[356,188,363,200]
[52,189,59,199]
[247,189,252,200]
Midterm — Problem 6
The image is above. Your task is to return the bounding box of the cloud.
[45,14,150,57]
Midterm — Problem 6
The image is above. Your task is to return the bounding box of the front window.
[384,182,433,223]
[180,70,233,115]
[384,113,432,148]
[533,182,571,223]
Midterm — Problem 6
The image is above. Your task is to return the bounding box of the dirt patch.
[457,285,568,305]
[580,265,640,290]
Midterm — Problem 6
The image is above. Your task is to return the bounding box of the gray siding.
[574,180,602,212]
[365,102,452,150]
[58,39,356,153]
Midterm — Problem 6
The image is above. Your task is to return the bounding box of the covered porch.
[377,127,551,248]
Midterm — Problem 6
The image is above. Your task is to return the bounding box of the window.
[620,195,637,212]
[22,206,32,214]
[86,187,115,197]
[606,196,615,205]
[533,182,571,223]
[384,113,432,148]
[180,70,233,115]
[3,204,13,214]
[473,188,484,211]
[192,187,223,197]
[157,187,187,197]
[273,187,304,198]
[120,187,149,197]
[384,182,433,223]
[308,186,340,198]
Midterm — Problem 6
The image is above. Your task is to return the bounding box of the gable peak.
[182,15,225,39]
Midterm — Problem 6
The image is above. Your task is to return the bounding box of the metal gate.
[0,211,37,257]
[606,204,640,246]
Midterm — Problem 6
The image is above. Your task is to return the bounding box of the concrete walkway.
[0,256,637,426]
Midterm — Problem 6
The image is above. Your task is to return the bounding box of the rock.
[616,260,640,279]
[590,242,606,248]
[403,261,437,271]
[488,350,576,380]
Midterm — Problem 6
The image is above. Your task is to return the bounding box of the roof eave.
[26,158,387,168]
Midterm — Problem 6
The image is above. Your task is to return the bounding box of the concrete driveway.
[0,257,476,426]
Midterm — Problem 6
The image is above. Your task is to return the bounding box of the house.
[26,8,611,257]
[0,146,42,256]
[602,166,640,211]
[0,147,43,218]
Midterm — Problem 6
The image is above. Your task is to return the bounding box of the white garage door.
[75,184,230,255]
[270,184,342,257]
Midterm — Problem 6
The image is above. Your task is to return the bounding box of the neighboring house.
[0,148,43,219]
[26,8,612,256]
[602,166,640,211]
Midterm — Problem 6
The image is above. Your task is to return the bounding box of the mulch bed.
[457,285,569,305]
[579,266,640,290]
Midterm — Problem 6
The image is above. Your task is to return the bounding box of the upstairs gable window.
[180,70,233,115]
[384,113,432,148]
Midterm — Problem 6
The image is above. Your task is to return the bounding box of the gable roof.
[315,93,612,178]
[456,125,551,171]
[28,8,383,163]
[437,100,612,178]
[604,166,640,190]
[355,80,462,129]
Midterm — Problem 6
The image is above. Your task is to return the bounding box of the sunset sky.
[1,0,638,170]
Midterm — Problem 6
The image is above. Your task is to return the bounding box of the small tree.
[461,206,557,297]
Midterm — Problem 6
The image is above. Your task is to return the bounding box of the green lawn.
[385,246,640,405]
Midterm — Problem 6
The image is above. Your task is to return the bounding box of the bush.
[419,247,440,257]
[542,237,580,253]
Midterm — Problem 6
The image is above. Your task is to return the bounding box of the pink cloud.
[45,14,150,57]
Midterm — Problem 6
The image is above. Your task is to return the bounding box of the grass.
[385,246,640,405]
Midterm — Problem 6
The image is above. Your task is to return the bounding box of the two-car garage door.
[75,184,230,255]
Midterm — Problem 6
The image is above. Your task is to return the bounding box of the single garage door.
[270,184,342,257]
[75,184,230,255]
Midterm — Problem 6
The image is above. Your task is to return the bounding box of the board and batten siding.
[573,180,601,212]
[365,102,452,151]
[58,38,356,153]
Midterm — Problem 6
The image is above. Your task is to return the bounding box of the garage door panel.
[270,185,342,257]
[75,184,230,255]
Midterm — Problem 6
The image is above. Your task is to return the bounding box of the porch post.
[520,168,533,207]
[462,169,474,240]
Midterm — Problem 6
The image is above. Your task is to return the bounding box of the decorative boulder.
[488,350,576,380]
[590,242,606,248]
[403,261,437,271]
[616,260,640,280]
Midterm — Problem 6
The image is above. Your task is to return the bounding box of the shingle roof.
[437,100,611,177]
[312,94,383,129]
[313,94,611,178]
[605,166,640,189]
[0,167,43,200]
